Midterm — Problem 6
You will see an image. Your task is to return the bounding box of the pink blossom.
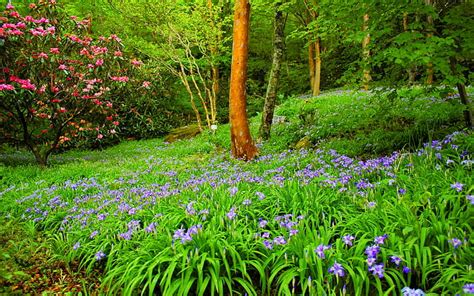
[112,121,119,126]
[24,16,35,22]
[91,46,108,55]
[58,64,67,70]
[20,80,36,91]
[109,34,122,42]
[131,59,143,67]
[3,23,17,29]
[106,102,113,108]
[79,48,89,55]
[8,29,23,36]
[37,52,48,59]
[58,107,67,113]
[110,76,129,82]
[142,81,151,89]
[97,134,103,139]
[69,35,81,43]
[9,11,20,18]
[35,18,49,24]
[95,59,104,66]
[87,64,95,69]
[16,22,26,29]
[113,51,122,57]
[70,16,77,20]
[6,3,15,10]
[50,48,59,54]
[0,84,15,91]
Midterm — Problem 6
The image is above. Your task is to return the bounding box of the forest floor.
[0,89,472,295]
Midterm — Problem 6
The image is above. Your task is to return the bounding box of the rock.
[295,136,312,149]
[164,124,201,143]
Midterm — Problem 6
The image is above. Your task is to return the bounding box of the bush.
[0,1,145,165]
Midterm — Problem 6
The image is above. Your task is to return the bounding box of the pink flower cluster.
[9,76,36,91]
[91,46,108,55]
[110,76,129,82]
[0,83,15,91]
[30,26,55,36]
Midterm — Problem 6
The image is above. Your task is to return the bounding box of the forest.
[0,0,473,295]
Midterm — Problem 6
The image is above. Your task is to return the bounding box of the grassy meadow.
[1,89,473,295]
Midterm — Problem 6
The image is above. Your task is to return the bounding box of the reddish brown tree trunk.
[229,0,258,160]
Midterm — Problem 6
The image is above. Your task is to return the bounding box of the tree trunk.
[425,0,434,85]
[208,0,220,124]
[362,13,371,91]
[450,57,473,129]
[403,12,416,84]
[308,39,316,94]
[313,37,321,97]
[229,0,258,160]
[259,2,286,141]
[32,149,48,167]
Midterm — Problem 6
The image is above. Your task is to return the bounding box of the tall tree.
[361,12,371,91]
[259,0,287,141]
[303,0,321,97]
[229,0,258,160]
[424,0,434,85]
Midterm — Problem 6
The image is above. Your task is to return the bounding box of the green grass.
[0,88,473,295]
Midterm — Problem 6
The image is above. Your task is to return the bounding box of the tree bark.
[362,13,371,91]
[425,0,434,85]
[259,2,286,141]
[207,0,220,123]
[308,38,316,94]
[403,12,416,84]
[229,0,258,160]
[450,57,473,129]
[313,37,321,97]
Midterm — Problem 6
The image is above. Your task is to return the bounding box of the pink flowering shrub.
[0,1,142,165]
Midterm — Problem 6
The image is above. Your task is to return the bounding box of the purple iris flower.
[390,256,402,266]
[368,263,385,278]
[314,244,331,259]
[226,207,237,220]
[451,182,464,192]
[449,238,462,248]
[365,245,380,258]
[95,250,106,261]
[328,262,345,277]
[342,234,355,246]
[273,236,287,245]
[374,234,388,245]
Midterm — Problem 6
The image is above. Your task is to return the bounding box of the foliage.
[1,89,473,294]
[272,88,469,157]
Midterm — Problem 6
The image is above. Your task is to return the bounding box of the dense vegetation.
[0,0,473,295]
[1,89,473,294]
